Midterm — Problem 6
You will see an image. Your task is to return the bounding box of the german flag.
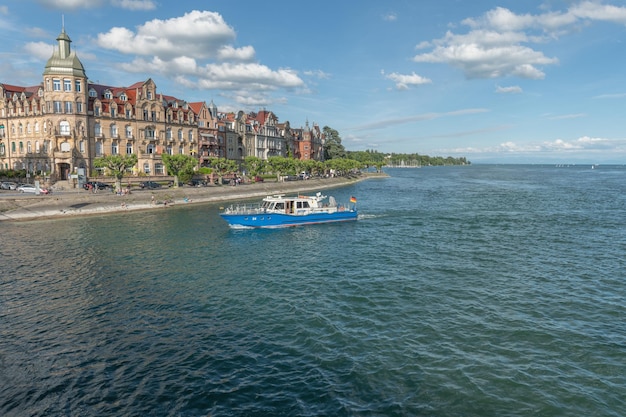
[350,196,357,203]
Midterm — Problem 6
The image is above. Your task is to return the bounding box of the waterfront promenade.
[0,173,386,222]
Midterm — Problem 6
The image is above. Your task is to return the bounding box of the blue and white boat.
[220,192,358,228]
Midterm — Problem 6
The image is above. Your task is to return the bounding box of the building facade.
[0,28,325,186]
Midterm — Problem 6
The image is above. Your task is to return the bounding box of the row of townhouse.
[0,28,324,184]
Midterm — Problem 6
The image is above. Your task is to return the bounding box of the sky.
[1,0,626,163]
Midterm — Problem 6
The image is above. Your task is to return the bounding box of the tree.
[93,154,138,191]
[243,156,265,178]
[322,126,346,160]
[207,157,238,184]
[266,156,295,181]
[162,154,198,188]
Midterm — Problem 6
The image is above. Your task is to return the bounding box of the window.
[27,141,32,153]
[155,163,164,174]
[35,122,39,132]
[60,121,71,136]
[110,106,116,117]
[120,93,127,101]
[0,143,4,155]
[111,142,118,155]
[166,145,172,155]
[53,79,61,91]
[54,101,62,113]
[76,101,83,113]
[126,142,133,154]
[79,140,85,153]
[166,128,172,140]
[151,111,156,121]
[147,143,155,154]
[178,129,183,140]
[75,80,81,92]
[145,128,155,139]
[143,109,148,121]
[104,91,112,99]
[110,124,118,138]
[94,122,101,137]
[178,145,184,155]
[11,142,16,152]
[94,106,100,116]
[65,101,73,113]
[95,141,103,156]
[64,79,71,91]
[19,141,24,152]
[89,89,97,98]
[146,91,152,99]
[143,162,151,174]
[126,126,133,138]
[188,130,193,141]
[125,109,132,119]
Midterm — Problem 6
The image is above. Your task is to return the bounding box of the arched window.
[95,141,103,156]
[143,162,151,174]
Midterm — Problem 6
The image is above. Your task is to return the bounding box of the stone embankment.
[0,173,388,222]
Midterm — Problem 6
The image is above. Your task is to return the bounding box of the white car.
[17,184,50,194]
[1,181,18,190]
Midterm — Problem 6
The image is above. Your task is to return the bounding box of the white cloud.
[593,92,626,99]
[216,45,255,61]
[413,29,557,79]
[36,0,155,9]
[36,0,105,9]
[413,2,626,80]
[353,108,489,131]
[97,11,237,60]
[384,71,432,90]
[382,13,397,22]
[111,0,156,10]
[23,41,55,60]
[303,69,331,79]
[0,6,9,15]
[95,10,306,100]
[545,113,586,120]
[496,85,522,94]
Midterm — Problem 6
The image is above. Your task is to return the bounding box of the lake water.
[1,165,625,416]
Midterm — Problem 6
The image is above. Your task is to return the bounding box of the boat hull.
[220,210,358,228]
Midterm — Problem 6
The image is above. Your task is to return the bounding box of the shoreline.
[0,172,388,222]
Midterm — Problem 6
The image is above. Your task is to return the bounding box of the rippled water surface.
[1,165,625,416]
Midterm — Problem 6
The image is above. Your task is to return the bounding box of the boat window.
[302,202,310,208]
[275,202,284,210]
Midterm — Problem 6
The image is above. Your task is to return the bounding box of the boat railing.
[223,203,265,215]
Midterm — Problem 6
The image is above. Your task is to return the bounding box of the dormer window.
[104,91,112,99]
[89,89,97,98]
[147,91,152,100]
[120,93,127,101]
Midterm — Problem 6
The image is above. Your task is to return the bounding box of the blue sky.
[1,0,626,163]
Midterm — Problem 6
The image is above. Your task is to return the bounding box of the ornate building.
[0,28,200,185]
[0,28,326,185]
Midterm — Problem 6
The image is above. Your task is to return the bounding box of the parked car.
[139,181,162,189]
[188,179,207,187]
[253,176,264,183]
[1,181,18,190]
[83,181,110,190]
[17,184,50,194]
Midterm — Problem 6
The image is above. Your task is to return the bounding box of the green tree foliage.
[243,156,265,178]
[322,126,346,160]
[207,157,238,184]
[93,154,138,191]
[161,154,198,187]
[266,156,296,181]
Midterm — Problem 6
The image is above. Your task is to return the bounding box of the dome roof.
[43,28,87,78]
